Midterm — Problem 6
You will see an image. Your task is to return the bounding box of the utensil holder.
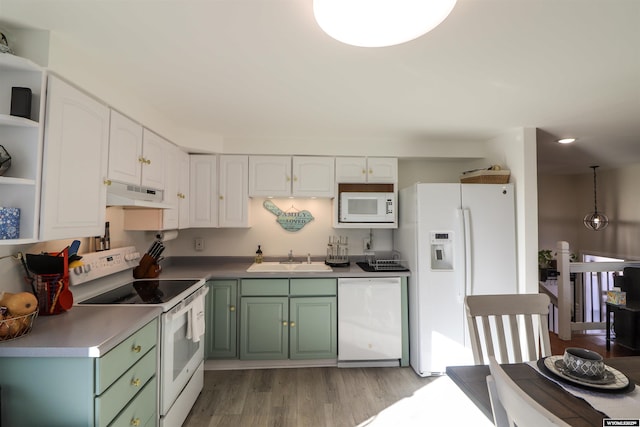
[133,253,161,279]
[30,247,71,315]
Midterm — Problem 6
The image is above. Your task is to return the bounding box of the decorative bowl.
[563,347,605,379]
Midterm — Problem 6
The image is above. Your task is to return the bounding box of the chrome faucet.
[288,250,294,262]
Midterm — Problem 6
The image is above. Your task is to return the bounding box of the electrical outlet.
[194,237,204,251]
[363,238,371,251]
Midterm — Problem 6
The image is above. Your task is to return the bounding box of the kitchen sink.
[246,261,333,272]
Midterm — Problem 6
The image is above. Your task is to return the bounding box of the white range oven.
[70,246,206,427]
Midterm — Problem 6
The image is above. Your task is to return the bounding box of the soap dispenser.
[255,245,263,263]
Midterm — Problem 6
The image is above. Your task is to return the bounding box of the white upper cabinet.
[107,110,142,185]
[40,75,110,240]
[189,154,218,228]
[248,155,291,197]
[0,54,45,244]
[292,156,334,197]
[107,110,167,190]
[140,129,167,190]
[190,154,249,228]
[177,149,190,229]
[335,157,397,183]
[160,143,181,230]
[249,155,335,197]
[219,155,249,227]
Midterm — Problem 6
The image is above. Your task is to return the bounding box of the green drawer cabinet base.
[206,280,238,359]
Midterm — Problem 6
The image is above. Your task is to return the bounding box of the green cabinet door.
[240,296,289,360]
[289,296,337,359]
[205,280,238,359]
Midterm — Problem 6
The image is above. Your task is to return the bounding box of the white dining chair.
[487,356,570,427]
[465,293,552,365]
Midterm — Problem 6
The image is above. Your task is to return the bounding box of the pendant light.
[313,0,458,48]
[583,165,609,231]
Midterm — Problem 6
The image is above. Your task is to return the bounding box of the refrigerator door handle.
[463,208,473,296]
[455,208,467,303]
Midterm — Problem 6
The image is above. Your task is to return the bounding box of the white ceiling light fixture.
[557,138,576,144]
[583,165,609,231]
[313,0,458,48]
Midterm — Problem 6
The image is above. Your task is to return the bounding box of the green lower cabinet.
[289,296,337,359]
[205,280,238,359]
[240,296,289,360]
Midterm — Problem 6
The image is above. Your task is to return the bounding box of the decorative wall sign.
[263,200,314,231]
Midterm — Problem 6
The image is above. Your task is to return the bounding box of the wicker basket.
[0,310,38,341]
[460,169,510,184]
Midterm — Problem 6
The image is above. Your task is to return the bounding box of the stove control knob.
[125,252,140,261]
[73,266,83,275]
[84,264,91,273]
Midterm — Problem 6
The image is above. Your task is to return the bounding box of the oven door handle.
[166,286,208,321]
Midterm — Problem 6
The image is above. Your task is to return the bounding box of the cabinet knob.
[131,378,141,387]
[138,156,145,164]
[219,195,224,200]
[290,321,296,327]
[229,305,236,312]
[132,344,142,353]
[286,175,291,182]
[282,321,288,326]
[362,169,366,175]
[130,418,141,426]
[145,159,151,165]
[369,168,373,174]
[293,176,298,182]
[103,179,112,186]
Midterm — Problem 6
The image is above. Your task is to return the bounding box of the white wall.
[485,128,539,294]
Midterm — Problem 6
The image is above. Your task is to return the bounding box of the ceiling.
[1,0,639,175]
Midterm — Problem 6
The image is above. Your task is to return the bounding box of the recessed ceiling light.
[557,138,576,144]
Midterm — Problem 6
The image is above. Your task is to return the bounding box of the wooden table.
[446,356,640,427]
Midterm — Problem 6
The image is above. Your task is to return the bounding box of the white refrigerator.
[394,183,518,376]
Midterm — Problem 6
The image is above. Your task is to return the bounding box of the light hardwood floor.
[183,332,639,427]
[182,366,493,427]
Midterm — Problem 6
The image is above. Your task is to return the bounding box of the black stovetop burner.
[80,279,201,305]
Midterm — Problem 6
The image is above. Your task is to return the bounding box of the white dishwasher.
[338,277,402,367]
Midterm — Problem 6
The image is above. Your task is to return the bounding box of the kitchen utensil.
[50,281,63,314]
[26,253,64,274]
[57,284,74,310]
[18,252,37,295]
[0,145,11,176]
[69,240,81,257]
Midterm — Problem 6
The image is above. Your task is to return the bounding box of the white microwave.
[339,192,396,223]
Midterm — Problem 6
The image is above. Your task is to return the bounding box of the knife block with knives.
[133,241,165,279]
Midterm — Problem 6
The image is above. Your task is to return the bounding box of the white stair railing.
[555,241,640,340]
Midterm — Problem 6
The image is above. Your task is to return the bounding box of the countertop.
[158,256,411,280]
[0,305,162,358]
[0,256,409,359]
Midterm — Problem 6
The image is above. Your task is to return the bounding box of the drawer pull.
[131,418,141,426]
[229,305,236,312]
[290,321,296,327]
[132,344,142,353]
[282,321,288,326]
[131,378,141,387]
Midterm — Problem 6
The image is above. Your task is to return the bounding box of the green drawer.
[107,376,157,427]
[96,318,158,394]
[241,279,289,296]
[96,348,156,426]
[290,278,337,296]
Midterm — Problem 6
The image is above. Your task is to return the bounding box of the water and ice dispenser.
[430,232,453,270]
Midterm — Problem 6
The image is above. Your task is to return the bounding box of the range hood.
[106,181,172,209]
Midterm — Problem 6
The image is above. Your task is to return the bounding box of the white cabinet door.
[161,143,181,230]
[335,157,397,183]
[248,156,291,197]
[219,155,249,228]
[141,129,167,190]
[292,156,334,197]
[107,110,143,185]
[189,155,218,227]
[40,76,109,240]
[177,149,190,229]
[367,157,397,183]
[335,157,367,183]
